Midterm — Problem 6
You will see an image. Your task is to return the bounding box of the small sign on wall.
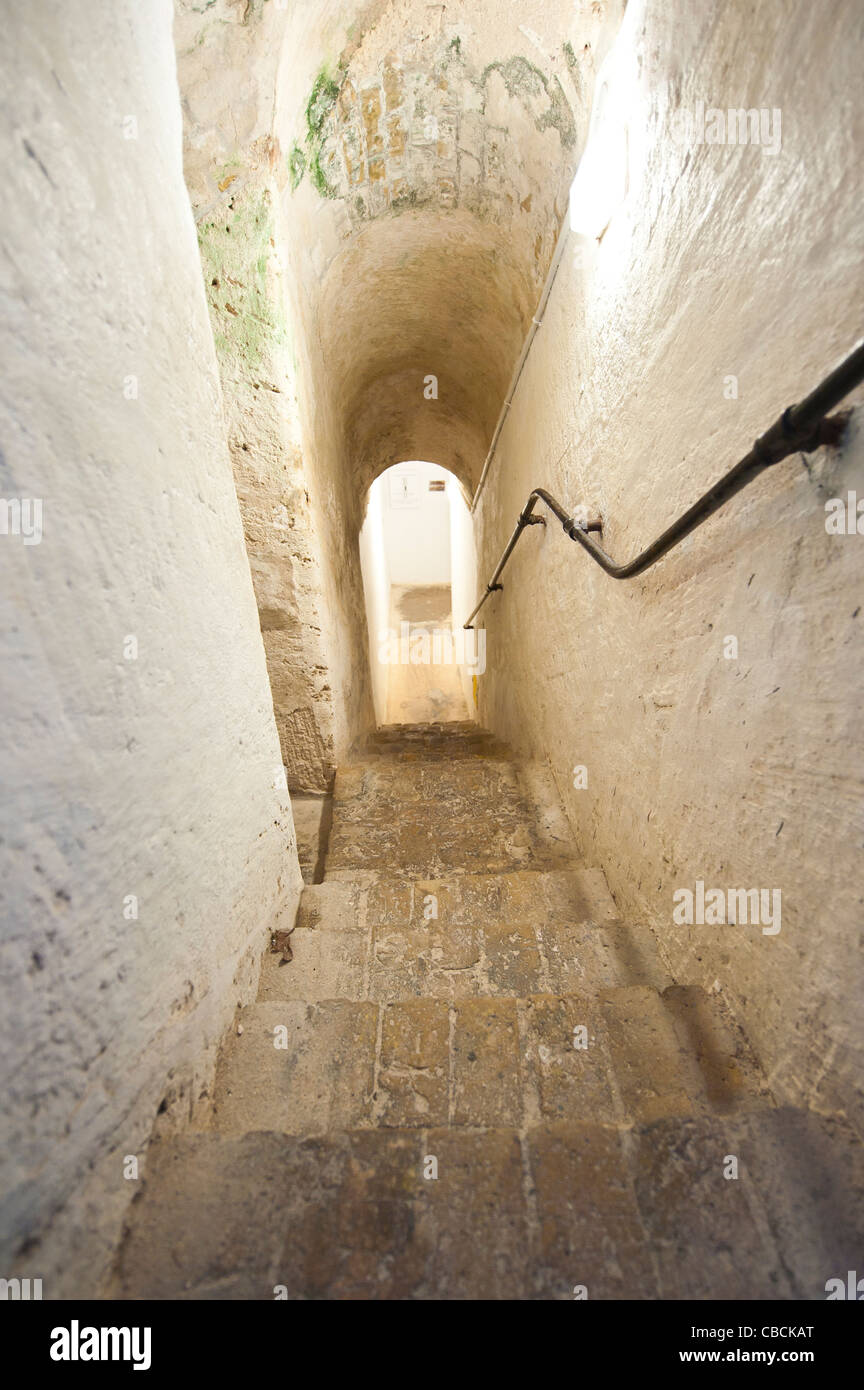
[389,471,420,509]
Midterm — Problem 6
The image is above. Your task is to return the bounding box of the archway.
[359,461,479,725]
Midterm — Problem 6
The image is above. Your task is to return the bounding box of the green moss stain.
[390,186,421,212]
[309,148,335,199]
[197,188,291,371]
[480,56,576,148]
[290,66,343,199]
[305,69,340,141]
[561,41,583,97]
[288,143,306,190]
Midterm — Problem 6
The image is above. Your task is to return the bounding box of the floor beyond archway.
[385,583,468,723]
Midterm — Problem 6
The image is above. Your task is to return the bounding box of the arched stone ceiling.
[176,0,626,504]
[275,0,625,500]
[311,208,537,492]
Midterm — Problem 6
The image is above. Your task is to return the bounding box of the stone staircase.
[113,722,864,1299]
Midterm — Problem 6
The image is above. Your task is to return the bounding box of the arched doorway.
[358,461,479,725]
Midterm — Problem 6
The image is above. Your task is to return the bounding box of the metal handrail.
[464,340,864,628]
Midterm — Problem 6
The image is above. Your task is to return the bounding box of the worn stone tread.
[113,1108,864,1300]
[208,986,772,1135]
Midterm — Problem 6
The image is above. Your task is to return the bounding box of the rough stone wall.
[194,177,338,790]
[0,0,301,1293]
[175,0,339,790]
[474,0,864,1135]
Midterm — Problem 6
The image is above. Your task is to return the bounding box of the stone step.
[324,827,571,877]
[358,747,512,766]
[326,794,573,879]
[334,756,529,810]
[276,867,619,935]
[112,1107,864,1300]
[359,743,513,763]
[208,986,771,1136]
[364,721,508,759]
[327,751,576,878]
[258,870,671,1003]
[328,742,576,866]
[376,721,482,736]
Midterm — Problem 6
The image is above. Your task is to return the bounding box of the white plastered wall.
[358,476,392,726]
[0,0,301,1294]
[449,474,480,715]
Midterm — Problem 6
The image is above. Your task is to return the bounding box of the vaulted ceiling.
[176,0,625,500]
